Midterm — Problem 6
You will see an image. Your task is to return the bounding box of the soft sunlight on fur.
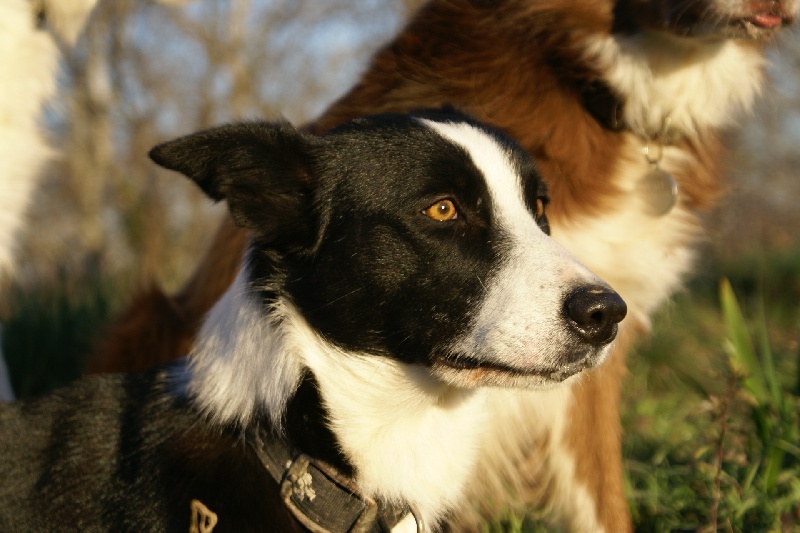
[88,1,798,530]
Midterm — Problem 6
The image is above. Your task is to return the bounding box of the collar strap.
[248,427,424,533]
[579,79,625,132]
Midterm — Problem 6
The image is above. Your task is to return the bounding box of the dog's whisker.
[475,274,488,292]
[310,287,364,312]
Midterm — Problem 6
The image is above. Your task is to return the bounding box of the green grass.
[622,250,800,532]
[2,249,799,531]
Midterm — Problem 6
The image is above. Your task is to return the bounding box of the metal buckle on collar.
[280,454,426,533]
[281,453,380,533]
[406,504,426,533]
[248,423,426,533]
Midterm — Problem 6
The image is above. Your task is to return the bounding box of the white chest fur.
[188,272,490,527]
[303,347,489,525]
[0,1,60,278]
[585,31,764,139]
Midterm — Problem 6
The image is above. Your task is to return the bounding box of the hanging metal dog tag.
[637,164,678,217]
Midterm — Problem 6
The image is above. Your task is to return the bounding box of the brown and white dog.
[89,1,798,531]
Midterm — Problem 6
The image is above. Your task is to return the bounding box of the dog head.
[150,111,626,390]
[615,0,798,39]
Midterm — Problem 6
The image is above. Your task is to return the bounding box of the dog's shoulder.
[0,368,300,532]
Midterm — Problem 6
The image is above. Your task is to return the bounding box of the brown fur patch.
[88,217,248,374]
[563,319,642,532]
[87,286,191,374]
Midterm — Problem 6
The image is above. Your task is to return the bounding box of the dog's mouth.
[743,11,787,29]
[640,2,797,39]
[700,6,795,39]
[433,354,594,384]
[733,6,796,36]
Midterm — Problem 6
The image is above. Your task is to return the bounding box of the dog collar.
[247,426,425,533]
[579,79,625,132]
[578,80,682,216]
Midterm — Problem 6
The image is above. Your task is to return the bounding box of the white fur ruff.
[188,273,489,527]
[585,31,765,139]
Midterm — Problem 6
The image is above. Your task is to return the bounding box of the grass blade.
[719,278,766,403]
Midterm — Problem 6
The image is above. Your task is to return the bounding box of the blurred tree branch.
[18,0,410,289]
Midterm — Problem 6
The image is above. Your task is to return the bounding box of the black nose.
[564,287,627,346]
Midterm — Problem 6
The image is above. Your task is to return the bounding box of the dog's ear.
[149,121,317,247]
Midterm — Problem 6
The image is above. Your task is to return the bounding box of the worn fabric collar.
[579,79,626,132]
[247,426,423,533]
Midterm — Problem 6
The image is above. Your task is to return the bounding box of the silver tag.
[636,166,678,216]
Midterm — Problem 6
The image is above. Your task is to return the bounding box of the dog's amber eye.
[424,199,459,221]
[535,198,545,220]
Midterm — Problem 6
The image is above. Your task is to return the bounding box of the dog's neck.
[186,266,489,526]
[584,30,765,141]
[184,268,305,427]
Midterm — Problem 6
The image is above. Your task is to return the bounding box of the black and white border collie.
[0,111,626,531]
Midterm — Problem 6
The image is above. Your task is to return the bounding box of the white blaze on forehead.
[420,119,535,234]
[419,118,574,261]
[420,119,608,381]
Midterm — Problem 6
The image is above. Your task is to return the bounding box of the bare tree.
[712,27,800,260]
[17,0,411,289]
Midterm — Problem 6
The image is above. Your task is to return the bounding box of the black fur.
[0,366,304,532]
[279,116,506,364]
